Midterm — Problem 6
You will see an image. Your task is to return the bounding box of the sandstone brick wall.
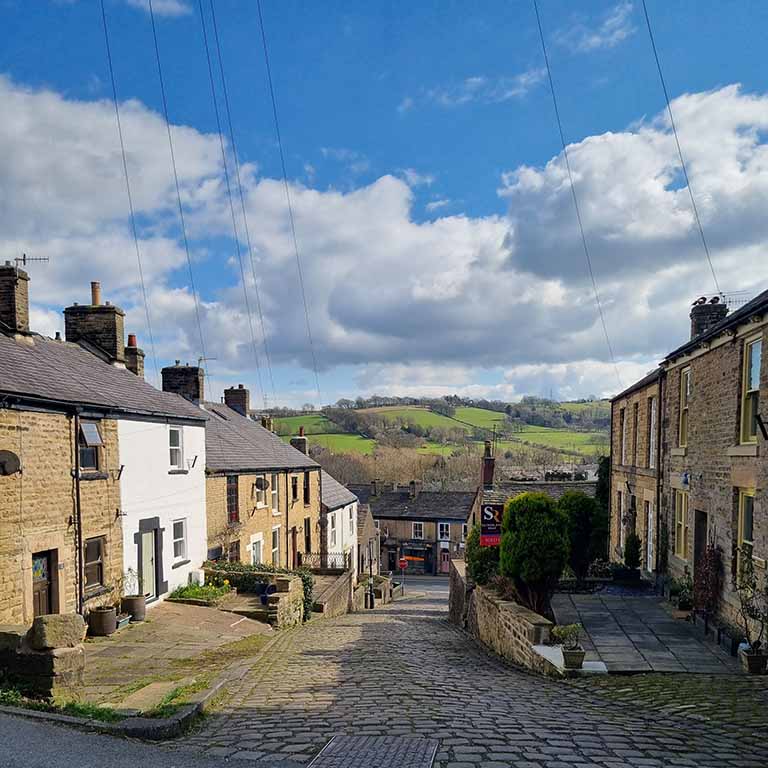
[449,559,552,671]
[662,320,767,627]
[0,408,123,625]
[610,377,660,567]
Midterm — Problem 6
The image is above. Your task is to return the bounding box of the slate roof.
[0,332,204,421]
[321,470,358,511]
[203,401,318,473]
[665,289,768,361]
[482,481,598,505]
[610,368,661,403]
[356,507,376,545]
[348,484,478,522]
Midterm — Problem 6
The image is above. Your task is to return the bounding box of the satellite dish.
[0,450,21,476]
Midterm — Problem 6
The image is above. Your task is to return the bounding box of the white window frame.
[438,522,450,541]
[618,491,625,550]
[644,500,654,572]
[172,518,187,561]
[741,336,762,444]
[679,367,691,448]
[620,408,627,464]
[271,525,281,566]
[330,513,337,548]
[169,426,183,470]
[253,474,267,508]
[271,473,279,515]
[349,507,355,537]
[412,522,424,540]
[674,490,689,560]
[648,396,657,469]
[249,533,264,566]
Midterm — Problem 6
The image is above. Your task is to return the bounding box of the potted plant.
[676,570,694,612]
[736,545,768,674]
[88,605,117,637]
[120,568,146,623]
[551,623,586,670]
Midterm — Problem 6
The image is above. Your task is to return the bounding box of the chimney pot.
[127,333,137,348]
[299,426,305,436]
[90,281,101,306]
[482,441,495,489]
[290,432,309,455]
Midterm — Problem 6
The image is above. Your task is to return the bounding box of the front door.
[291,526,298,570]
[440,550,450,574]
[388,550,397,572]
[694,510,708,575]
[645,502,654,572]
[32,551,52,617]
[140,530,156,599]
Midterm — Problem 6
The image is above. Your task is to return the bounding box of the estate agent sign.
[480,503,504,547]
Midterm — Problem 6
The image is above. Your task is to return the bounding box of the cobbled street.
[181,580,768,768]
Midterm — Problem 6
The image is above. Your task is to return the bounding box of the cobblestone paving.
[180,595,768,768]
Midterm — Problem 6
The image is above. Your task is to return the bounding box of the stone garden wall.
[449,559,553,673]
[313,571,353,619]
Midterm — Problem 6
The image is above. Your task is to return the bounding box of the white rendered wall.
[118,419,207,604]
[325,501,359,580]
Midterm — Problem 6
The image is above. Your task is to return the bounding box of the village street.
[175,577,767,768]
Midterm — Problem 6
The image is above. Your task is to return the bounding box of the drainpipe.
[285,470,289,569]
[655,371,665,577]
[73,409,84,615]
[608,402,613,561]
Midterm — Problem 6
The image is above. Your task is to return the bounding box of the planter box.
[739,648,768,674]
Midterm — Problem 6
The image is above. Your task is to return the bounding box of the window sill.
[727,444,759,457]
[272,510,282,517]
[84,585,111,600]
[80,471,109,481]
[671,553,688,565]
[670,448,687,457]
[168,469,189,475]
[171,558,191,570]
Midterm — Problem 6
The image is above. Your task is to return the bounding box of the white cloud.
[403,69,546,111]
[320,147,370,175]
[426,199,451,213]
[555,1,635,53]
[400,168,435,187]
[125,0,192,17]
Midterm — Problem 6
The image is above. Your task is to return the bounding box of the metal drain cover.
[308,735,438,768]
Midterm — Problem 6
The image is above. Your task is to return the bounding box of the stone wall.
[313,571,353,619]
[449,559,552,672]
[267,576,304,629]
[0,408,123,625]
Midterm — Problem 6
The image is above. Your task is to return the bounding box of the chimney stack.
[124,333,145,379]
[290,426,309,455]
[371,479,379,497]
[482,440,495,489]
[224,384,250,417]
[161,361,205,403]
[690,298,728,340]
[0,261,30,334]
[64,280,125,363]
[409,480,422,498]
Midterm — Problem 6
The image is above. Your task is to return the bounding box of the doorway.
[645,501,654,572]
[440,550,451,574]
[694,510,708,575]
[387,550,397,572]
[140,530,157,599]
[32,550,54,617]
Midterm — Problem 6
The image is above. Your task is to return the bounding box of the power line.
[147,0,210,387]
[532,0,622,392]
[641,0,721,296]
[99,0,160,386]
[256,0,321,405]
[197,0,266,409]
[209,0,276,404]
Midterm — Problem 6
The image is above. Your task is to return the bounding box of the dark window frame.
[78,421,103,471]
[303,472,311,506]
[226,476,240,523]
[84,536,106,591]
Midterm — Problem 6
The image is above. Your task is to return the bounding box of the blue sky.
[2,1,768,407]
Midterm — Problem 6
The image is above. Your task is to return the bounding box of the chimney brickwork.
[482,440,495,488]
[0,262,30,334]
[690,300,728,339]
[290,426,309,455]
[224,384,250,416]
[161,362,205,403]
[63,281,125,363]
[124,334,145,379]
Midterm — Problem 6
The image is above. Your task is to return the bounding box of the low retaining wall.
[449,559,553,673]
[313,571,353,618]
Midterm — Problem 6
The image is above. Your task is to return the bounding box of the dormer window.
[78,421,102,470]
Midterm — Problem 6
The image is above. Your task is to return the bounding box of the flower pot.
[739,648,768,675]
[562,647,586,670]
[88,606,117,637]
[121,594,147,622]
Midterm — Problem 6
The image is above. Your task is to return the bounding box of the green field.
[510,425,608,456]
[274,414,341,436]
[281,432,376,454]
[359,406,471,432]
[559,400,611,415]
[452,406,508,431]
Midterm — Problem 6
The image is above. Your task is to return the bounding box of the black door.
[388,550,397,572]
[694,510,708,574]
[32,551,52,617]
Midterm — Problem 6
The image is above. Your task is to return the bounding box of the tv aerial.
[14,253,50,268]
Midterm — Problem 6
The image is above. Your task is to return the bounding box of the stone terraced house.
[611,290,767,627]
[0,266,208,624]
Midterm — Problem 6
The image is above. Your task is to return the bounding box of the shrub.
[499,492,569,619]
[170,583,230,603]
[464,525,499,585]
[624,532,642,570]
[693,541,723,617]
[558,491,599,581]
[551,623,582,650]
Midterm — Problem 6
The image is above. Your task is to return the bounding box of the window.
[78,421,102,471]
[644,500,653,572]
[374,518,380,531]
[679,367,691,447]
[741,337,762,443]
[349,508,355,536]
[617,491,625,549]
[737,489,756,578]
[291,476,299,502]
[303,472,311,505]
[438,522,450,540]
[304,517,311,553]
[674,490,689,559]
[618,408,627,464]
[228,541,240,562]
[271,473,279,514]
[172,519,187,561]
[84,537,105,590]
[632,403,639,465]
[251,536,263,565]
[413,522,424,540]
[169,426,183,469]
[330,514,337,548]
[271,527,281,566]
[462,524,468,541]
[647,396,657,469]
[253,474,267,507]
[227,476,239,523]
